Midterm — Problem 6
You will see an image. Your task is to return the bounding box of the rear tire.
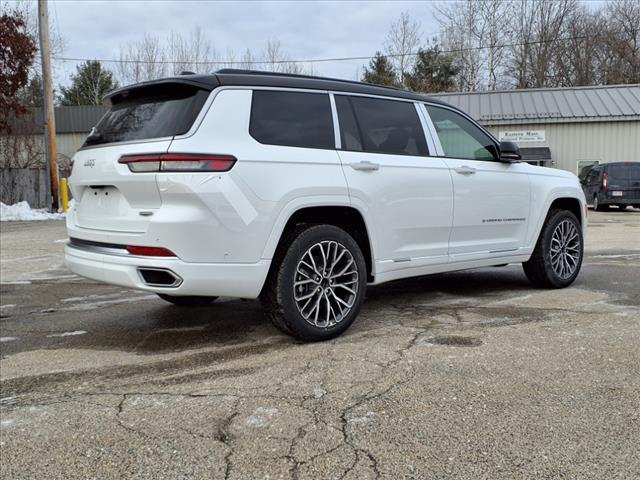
[157,294,218,306]
[618,205,627,210]
[593,195,607,211]
[523,209,583,288]
[261,224,367,341]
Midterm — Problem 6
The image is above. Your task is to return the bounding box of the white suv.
[65,70,587,341]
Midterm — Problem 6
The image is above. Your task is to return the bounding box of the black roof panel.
[214,69,447,104]
[104,69,448,106]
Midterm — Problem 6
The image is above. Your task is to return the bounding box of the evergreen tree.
[404,44,459,93]
[361,52,398,87]
[59,61,118,106]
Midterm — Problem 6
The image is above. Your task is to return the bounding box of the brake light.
[126,245,176,257]
[602,173,608,189]
[118,154,236,173]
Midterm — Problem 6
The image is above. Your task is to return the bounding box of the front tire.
[523,209,583,288]
[157,294,218,306]
[261,224,367,341]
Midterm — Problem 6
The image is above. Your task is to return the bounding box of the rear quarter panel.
[165,88,351,263]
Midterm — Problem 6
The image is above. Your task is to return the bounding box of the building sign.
[499,130,546,143]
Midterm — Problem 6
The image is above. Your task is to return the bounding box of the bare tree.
[5,0,65,77]
[166,27,217,74]
[263,39,306,74]
[435,0,488,91]
[117,34,167,84]
[602,0,640,84]
[479,0,513,90]
[554,7,605,86]
[385,12,421,88]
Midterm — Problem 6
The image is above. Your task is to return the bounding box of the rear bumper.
[64,243,270,298]
[600,197,639,206]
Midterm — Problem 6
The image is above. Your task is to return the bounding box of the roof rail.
[214,68,408,94]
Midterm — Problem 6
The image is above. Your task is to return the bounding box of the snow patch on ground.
[47,330,87,338]
[1,201,66,221]
[0,337,18,343]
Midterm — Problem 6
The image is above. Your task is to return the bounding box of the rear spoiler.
[103,75,221,106]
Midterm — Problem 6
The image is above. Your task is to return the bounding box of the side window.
[250,90,334,149]
[426,105,498,161]
[335,95,428,156]
[334,96,363,151]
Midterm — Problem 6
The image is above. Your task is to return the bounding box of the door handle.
[454,166,477,175]
[350,161,380,172]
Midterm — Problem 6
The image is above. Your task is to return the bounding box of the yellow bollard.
[60,178,69,212]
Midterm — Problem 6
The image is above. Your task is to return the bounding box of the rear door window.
[250,90,334,149]
[84,83,210,147]
[608,164,640,180]
[335,95,428,156]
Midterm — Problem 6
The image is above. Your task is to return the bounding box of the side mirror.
[499,141,521,162]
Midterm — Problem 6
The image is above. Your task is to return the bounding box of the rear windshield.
[84,84,210,147]
[608,164,640,180]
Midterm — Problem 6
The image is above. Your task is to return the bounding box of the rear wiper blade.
[85,127,103,145]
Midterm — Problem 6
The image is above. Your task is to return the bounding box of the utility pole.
[38,0,59,211]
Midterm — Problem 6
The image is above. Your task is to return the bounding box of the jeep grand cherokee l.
[65,70,587,341]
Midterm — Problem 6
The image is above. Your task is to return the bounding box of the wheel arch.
[263,203,375,282]
[528,193,586,251]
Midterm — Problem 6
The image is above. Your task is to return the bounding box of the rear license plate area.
[78,186,124,214]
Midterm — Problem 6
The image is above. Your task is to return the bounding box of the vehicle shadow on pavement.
[33,267,536,355]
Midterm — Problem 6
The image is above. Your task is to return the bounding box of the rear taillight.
[126,245,176,257]
[118,153,236,173]
[602,173,608,189]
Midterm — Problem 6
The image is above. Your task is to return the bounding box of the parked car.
[581,162,640,211]
[65,70,587,341]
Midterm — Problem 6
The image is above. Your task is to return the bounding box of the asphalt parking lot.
[1,210,639,479]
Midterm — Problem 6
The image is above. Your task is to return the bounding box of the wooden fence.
[0,168,71,209]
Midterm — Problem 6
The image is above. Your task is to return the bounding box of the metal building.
[431,84,640,176]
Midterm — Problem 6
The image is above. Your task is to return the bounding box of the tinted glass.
[85,84,209,147]
[609,164,640,180]
[250,90,334,149]
[334,96,363,151]
[338,95,428,156]
[426,105,498,161]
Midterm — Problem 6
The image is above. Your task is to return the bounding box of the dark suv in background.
[581,162,640,211]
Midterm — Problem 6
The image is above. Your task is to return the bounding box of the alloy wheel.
[293,241,359,328]
[549,219,581,279]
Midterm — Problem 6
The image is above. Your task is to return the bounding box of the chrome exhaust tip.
[137,268,183,288]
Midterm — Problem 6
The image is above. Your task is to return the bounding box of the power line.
[52,31,619,67]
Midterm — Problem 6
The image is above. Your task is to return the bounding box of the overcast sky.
[44,0,440,86]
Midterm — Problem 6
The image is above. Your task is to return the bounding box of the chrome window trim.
[329,93,342,150]
[414,102,438,156]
